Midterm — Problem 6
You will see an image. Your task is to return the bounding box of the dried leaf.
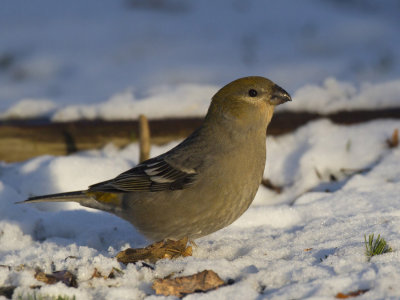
[35,270,78,288]
[53,270,78,287]
[15,264,26,272]
[0,286,16,299]
[386,128,399,148]
[152,270,225,297]
[89,267,122,280]
[335,289,369,298]
[107,270,116,279]
[90,268,104,279]
[35,271,58,285]
[303,248,313,252]
[116,237,192,264]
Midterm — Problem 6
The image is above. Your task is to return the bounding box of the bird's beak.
[269,84,292,106]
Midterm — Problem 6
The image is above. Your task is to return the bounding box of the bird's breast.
[195,134,267,227]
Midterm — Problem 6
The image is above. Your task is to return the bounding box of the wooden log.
[0,118,203,162]
[0,108,399,163]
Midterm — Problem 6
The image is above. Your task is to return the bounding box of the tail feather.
[18,190,122,215]
[19,190,88,204]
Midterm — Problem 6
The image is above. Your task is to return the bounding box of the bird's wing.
[88,156,198,193]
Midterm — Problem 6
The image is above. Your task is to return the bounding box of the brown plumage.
[21,76,291,241]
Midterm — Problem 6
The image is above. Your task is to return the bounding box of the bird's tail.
[18,190,122,215]
[18,190,88,204]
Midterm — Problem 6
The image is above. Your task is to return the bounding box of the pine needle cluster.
[364,233,392,260]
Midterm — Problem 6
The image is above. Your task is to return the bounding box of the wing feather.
[88,157,197,193]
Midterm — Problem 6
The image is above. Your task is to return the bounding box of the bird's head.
[206,76,292,130]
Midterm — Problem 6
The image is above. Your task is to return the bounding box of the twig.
[386,128,399,148]
[139,114,151,162]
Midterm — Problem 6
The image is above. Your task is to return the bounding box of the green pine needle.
[364,233,392,259]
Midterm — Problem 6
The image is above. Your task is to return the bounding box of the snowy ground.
[1,118,400,299]
[1,0,400,299]
[1,0,400,120]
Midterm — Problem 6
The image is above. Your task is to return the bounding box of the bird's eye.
[248,89,258,97]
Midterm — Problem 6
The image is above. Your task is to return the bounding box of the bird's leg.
[189,239,198,248]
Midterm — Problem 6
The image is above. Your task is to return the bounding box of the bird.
[21,76,292,241]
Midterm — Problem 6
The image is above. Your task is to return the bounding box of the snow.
[1,0,400,120]
[287,78,400,114]
[1,119,400,299]
[1,0,400,298]
[0,99,56,120]
[51,84,216,122]
[2,79,400,121]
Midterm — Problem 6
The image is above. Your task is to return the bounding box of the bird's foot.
[116,236,192,264]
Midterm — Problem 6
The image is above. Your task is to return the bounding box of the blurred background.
[1,0,400,120]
